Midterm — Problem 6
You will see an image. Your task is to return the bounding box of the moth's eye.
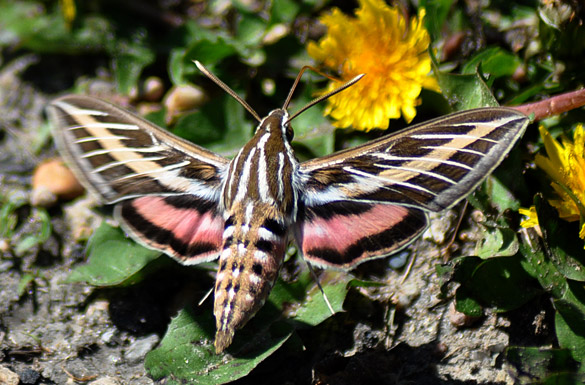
[285,124,294,142]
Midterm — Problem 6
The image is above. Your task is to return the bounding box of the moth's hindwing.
[48,95,229,263]
[295,107,529,269]
[295,201,428,270]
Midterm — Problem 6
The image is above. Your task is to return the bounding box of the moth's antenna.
[194,60,262,123]
[286,73,365,124]
[282,66,313,111]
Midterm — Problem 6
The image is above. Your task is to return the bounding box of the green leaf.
[172,108,225,146]
[113,42,155,95]
[271,0,301,23]
[67,222,162,286]
[535,195,585,282]
[470,257,539,311]
[288,272,349,327]
[451,256,539,313]
[519,241,567,300]
[0,194,27,238]
[207,94,254,157]
[555,295,585,366]
[436,70,499,110]
[482,176,521,212]
[168,23,240,84]
[432,51,499,110]
[17,273,36,298]
[506,346,580,382]
[145,270,350,383]
[145,307,293,385]
[461,47,521,79]
[474,225,519,259]
[236,14,267,47]
[474,227,505,258]
[0,2,114,54]
[14,208,52,256]
[419,0,455,41]
[455,288,483,317]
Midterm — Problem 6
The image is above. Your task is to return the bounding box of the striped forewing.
[295,108,529,270]
[48,95,230,264]
[298,108,528,211]
[48,95,229,204]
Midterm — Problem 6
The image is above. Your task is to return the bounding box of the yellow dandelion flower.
[307,0,439,131]
[534,124,585,239]
[519,206,539,228]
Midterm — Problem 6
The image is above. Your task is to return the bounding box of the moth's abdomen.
[213,205,288,353]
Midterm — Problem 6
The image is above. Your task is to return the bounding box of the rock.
[88,377,122,385]
[31,158,84,206]
[0,366,19,385]
[19,368,40,384]
[123,334,160,364]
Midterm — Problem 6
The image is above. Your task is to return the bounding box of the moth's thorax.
[222,108,298,215]
[214,108,298,352]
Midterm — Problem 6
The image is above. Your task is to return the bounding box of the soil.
[0,55,544,385]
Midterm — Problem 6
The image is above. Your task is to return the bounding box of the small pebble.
[31,158,84,206]
[263,23,288,44]
[164,84,206,124]
[0,366,19,385]
[124,334,160,364]
[388,250,409,270]
[88,377,121,385]
[19,368,40,384]
[142,76,164,102]
[449,302,480,328]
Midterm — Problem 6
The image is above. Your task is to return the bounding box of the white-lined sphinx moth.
[48,62,529,353]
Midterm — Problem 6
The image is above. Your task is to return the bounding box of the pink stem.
[510,88,585,121]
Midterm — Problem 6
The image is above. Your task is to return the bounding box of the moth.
[48,61,529,353]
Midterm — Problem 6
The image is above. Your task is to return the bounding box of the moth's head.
[261,109,294,142]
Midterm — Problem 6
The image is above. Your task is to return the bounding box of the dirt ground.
[0,55,545,385]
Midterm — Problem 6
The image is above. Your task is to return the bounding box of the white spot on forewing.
[114,160,191,181]
[92,156,166,173]
[74,135,130,143]
[232,269,240,278]
[421,145,487,157]
[373,163,457,185]
[67,122,140,131]
[81,145,166,158]
[238,243,247,256]
[344,166,438,196]
[409,133,498,143]
[373,153,473,171]
[245,294,254,302]
[216,272,225,281]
